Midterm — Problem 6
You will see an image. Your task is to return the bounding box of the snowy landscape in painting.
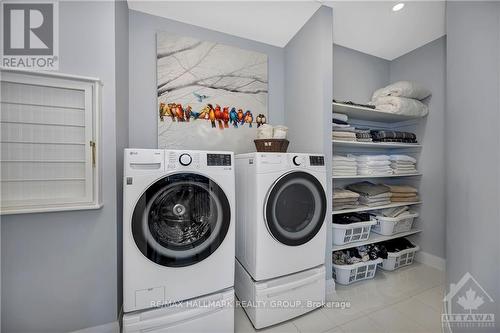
[157,32,268,152]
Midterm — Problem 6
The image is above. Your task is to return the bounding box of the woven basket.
[254,139,289,152]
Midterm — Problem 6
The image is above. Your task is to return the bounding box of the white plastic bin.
[371,212,418,236]
[332,221,377,246]
[332,258,383,285]
[379,246,420,271]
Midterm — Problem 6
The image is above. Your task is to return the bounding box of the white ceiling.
[127,1,446,60]
[127,1,321,47]
[325,1,446,60]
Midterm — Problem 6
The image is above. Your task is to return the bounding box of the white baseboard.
[415,251,446,271]
[70,321,120,333]
[325,278,336,302]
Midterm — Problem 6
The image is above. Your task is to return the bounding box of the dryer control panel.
[207,153,232,166]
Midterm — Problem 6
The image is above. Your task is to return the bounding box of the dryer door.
[264,171,326,246]
[131,173,231,267]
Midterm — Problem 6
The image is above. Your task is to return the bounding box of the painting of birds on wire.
[157,32,268,153]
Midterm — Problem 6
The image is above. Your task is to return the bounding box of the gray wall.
[1,2,119,332]
[129,9,285,150]
[390,37,446,260]
[446,2,500,327]
[284,6,333,282]
[115,0,129,313]
[333,44,390,103]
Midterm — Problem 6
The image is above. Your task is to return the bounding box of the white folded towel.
[390,155,417,163]
[333,113,348,122]
[371,96,429,117]
[352,154,390,162]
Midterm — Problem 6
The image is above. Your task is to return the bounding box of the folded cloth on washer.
[370,96,429,117]
[386,185,418,193]
[333,188,360,200]
[371,81,431,100]
[332,112,348,122]
[346,181,390,196]
[389,155,417,163]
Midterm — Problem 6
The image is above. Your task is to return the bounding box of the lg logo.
[1,2,58,69]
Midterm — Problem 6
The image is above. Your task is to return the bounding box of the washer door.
[265,171,326,246]
[132,173,231,267]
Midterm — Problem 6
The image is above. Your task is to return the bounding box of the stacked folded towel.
[370,130,418,144]
[333,188,359,210]
[386,184,419,203]
[369,81,431,117]
[389,155,418,174]
[333,155,357,176]
[346,181,392,207]
[354,128,373,142]
[332,113,357,141]
[353,155,393,176]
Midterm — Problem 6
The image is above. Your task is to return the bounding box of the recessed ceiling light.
[392,3,405,12]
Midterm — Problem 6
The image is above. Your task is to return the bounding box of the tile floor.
[235,263,445,333]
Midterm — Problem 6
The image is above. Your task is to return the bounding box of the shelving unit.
[331,102,425,284]
[333,102,418,123]
[333,173,421,179]
[332,201,422,215]
[332,140,422,149]
[332,229,423,251]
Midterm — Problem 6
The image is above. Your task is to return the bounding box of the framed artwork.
[157,32,268,152]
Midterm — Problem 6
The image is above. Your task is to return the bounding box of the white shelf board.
[333,173,422,179]
[332,102,422,123]
[332,229,422,251]
[332,201,422,215]
[332,140,422,149]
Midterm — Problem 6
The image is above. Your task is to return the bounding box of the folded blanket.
[370,130,417,141]
[358,169,393,176]
[373,138,418,144]
[371,96,429,117]
[333,188,360,200]
[362,192,392,199]
[391,192,419,198]
[332,112,348,122]
[371,81,431,100]
[393,169,418,175]
[379,206,410,218]
[333,155,356,162]
[386,185,418,193]
[391,196,419,202]
[346,182,390,196]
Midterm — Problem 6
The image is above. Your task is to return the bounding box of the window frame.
[0,68,102,215]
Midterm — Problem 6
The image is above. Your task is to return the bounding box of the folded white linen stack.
[333,155,357,176]
[351,154,393,176]
[389,155,418,174]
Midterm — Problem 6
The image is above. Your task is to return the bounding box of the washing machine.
[235,153,327,281]
[123,149,235,313]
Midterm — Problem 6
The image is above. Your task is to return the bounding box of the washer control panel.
[207,153,232,166]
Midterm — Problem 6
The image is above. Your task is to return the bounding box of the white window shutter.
[0,69,102,214]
